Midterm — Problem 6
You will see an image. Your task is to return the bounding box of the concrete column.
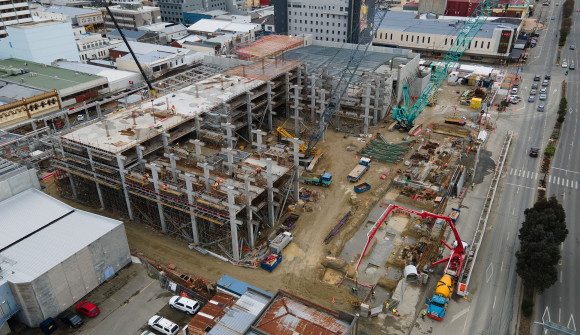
[146,163,167,233]
[251,129,267,154]
[87,149,105,208]
[309,75,317,122]
[30,120,37,130]
[64,112,71,130]
[297,65,303,87]
[68,172,78,200]
[288,138,303,201]
[180,172,199,244]
[221,147,237,175]
[239,174,256,247]
[96,104,102,118]
[136,145,145,171]
[246,91,253,139]
[197,162,214,193]
[362,75,373,135]
[163,152,180,182]
[194,115,203,139]
[285,73,290,118]
[162,132,170,152]
[372,76,381,125]
[221,122,236,148]
[189,139,205,162]
[265,158,276,227]
[291,85,302,136]
[266,81,274,130]
[221,183,242,261]
[116,154,134,220]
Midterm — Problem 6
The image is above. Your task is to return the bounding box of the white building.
[0,20,80,64]
[105,3,162,30]
[373,12,521,62]
[55,61,143,92]
[137,22,189,44]
[286,0,350,43]
[31,6,103,29]
[187,19,261,42]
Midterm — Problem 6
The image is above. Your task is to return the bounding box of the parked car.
[539,93,548,100]
[511,87,519,94]
[148,315,180,335]
[59,311,83,329]
[532,83,539,89]
[530,89,537,95]
[537,105,545,112]
[169,296,200,315]
[528,96,536,102]
[540,88,547,94]
[76,301,100,318]
[529,147,539,157]
[542,79,549,86]
[534,74,541,81]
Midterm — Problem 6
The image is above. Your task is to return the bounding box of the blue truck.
[347,158,371,182]
[261,253,282,272]
[354,182,371,194]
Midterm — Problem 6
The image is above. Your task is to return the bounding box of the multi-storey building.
[104,3,161,30]
[158,0,205,23]
[273,0,367,44]
[0,0,33,38]
[32,5,103,30]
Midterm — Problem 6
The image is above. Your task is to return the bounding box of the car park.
[528,96,536,102]
[539,93,547,100]
[76,301,100,318]
[537,105,545,112]
[529,147,539,157]
[534,75,541,81]
[530,88,537,95]
[59,311,83,329]
[169,296,200,315]
[148,315,180,335]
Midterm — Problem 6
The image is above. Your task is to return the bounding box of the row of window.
[288,4,346,11]
[376,32,492,50]
[314,36,345,42]
[289,11,342,19]
[81,40,106,49]
[289,26,346,35]
[80,50,108,60]
[0,0,27,5]
[291,19,343,27]
[161,4,182,9]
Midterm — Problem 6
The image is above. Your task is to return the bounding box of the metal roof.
[35,5,100,16]
[208,289,270,335]
[0,188,123,283]
[0,80,47,101]
[187,293,237,334]
[108,28,149,40]
[217,275,273,298]
[376,11,520,39]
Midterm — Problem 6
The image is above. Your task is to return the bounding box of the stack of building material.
[358,134,414,164]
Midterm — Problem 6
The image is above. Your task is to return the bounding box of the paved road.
[532,8,580,334]
[451,4,565,335]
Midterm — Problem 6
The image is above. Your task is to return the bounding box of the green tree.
[516,197,567,293]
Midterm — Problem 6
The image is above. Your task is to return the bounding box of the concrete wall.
[0,168,40,203]
[418,0,447,15]
[395,53,420,103]
[10,224,131,327]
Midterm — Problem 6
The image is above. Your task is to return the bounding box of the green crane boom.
[392,0,501,129]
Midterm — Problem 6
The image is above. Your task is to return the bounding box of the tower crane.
[305,2,390,155]
[392,0,501,130]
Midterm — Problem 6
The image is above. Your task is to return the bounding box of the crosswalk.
[508,168,579,189]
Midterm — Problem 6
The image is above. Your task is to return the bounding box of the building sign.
[498,29,512,54]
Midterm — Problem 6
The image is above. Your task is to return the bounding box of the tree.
[516,197,567,293]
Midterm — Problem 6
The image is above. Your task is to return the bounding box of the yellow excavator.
[276,120,320,156]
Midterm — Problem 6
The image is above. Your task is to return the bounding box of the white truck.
[269,232,293,253]
[347,157,371,182]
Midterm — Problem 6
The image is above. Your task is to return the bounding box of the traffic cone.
[332,296,335,303]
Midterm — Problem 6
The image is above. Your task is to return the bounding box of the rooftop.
[0,189,123,283]
[251,290,355,335]
[188,19,260,34]
[60,74,266,153]
[54,61,140,83]
[34,5,101,16]
[223,59,302,81]
[108,28,150,40]
[112,41,187,55]
[208,289,270,335]
[236,35,303,60]
[6,20,66,30]
[0,58,105,91]
[187,292,237,334]
[0,80,48,105]
[376,11,521,39]
[217,275,273,298]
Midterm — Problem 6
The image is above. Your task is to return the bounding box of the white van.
[148,316,179,335]
[169,296,200,315]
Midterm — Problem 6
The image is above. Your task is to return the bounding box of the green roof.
[0,58,105,91]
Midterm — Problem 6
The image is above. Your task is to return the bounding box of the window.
[401,34,403,41]
[428,36,430,43]
[411,36,413,42]
[451,39,454,45]
[474,41,478,48]
[422,36,424,43]
[487,41,490,48]
[406,35,408,42]
[445,38,447,45]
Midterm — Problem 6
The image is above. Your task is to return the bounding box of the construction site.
[0,5,517,333]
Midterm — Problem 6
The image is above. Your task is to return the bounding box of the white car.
[148,315,179,335]
[562,62,568,68]
[169,296,200,315]
[510,87,519,94]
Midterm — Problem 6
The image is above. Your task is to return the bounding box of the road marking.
[505,182,536,190]
[450,306,470,324]
[534,172,538,180]
[549,175,552,183]
[518,169,522,177]
[507,232,510,241]
[561,271,563,283]
[568,315,576,331]
[512,208,516,215]
[501,261,504,271]
[566,179,569,187]
[557,177,561,184]
[486,263,493,283]
[510,167,513,175]
[551,167,580,175]
[576,181,579,189]
[493,296,497,309]
[559,308,561,322]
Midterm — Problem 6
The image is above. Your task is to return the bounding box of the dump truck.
[347,158,371,182]
[261,253,282,272]
[269,232,293,253]
[300,172,332,187]
[354,182,371,194]
[426,274,454,321]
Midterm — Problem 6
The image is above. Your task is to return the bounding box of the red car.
[76,301,100,318]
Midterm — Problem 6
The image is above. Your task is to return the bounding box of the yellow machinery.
[276,121,320,156]
[435,274,454,298]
